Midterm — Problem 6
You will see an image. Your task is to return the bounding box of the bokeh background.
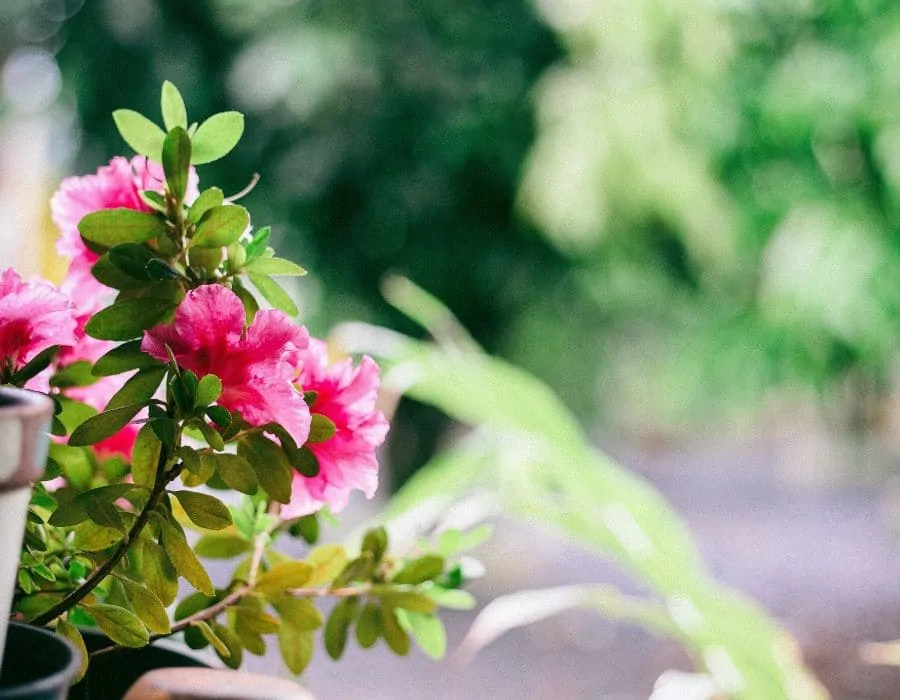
[3,0,900,697]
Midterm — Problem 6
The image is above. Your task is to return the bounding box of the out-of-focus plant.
[518,0,900,432]
[340,278,828,700]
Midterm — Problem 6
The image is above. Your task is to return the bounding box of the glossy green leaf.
[79,208,166,248]
[141,539,179,606]
[106,366,166,411]
[131,423,161,488]
[194,374,222,407]
[244,227,270,261]
[84,298,176,341]
[202,453,258,495]
[243,257,307,277]
[277,623,314,675]
[187,187,224,225]
[237,434,292,504]
[92,340,163,377]
[191,111,244,164]
[161,80,188,131]
[116,576,171,634]
[248,274,298,316]
[171,490,232,530]
[85,603,149,647]
[112,109,166,160]
[159,520,215,595]
[195,534,251,559]
[162,126,191,202]
[68,403,142,446]
[191,205,249,249]
[9,345,59,385]
[50,361,97,389]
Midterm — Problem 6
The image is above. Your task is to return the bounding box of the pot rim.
[1,622,80,698]
[0,389,54,420]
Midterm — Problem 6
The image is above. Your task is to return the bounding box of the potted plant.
[1,82,471,697]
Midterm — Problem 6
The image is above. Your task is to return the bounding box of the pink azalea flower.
[281,338,389,518]
[0,268,77,375]
[51,156,199,303]
[141,284,311,447]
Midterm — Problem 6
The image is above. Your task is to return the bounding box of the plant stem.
[31,448,179,626]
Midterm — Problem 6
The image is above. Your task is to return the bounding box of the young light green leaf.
[256,562,313,599]
[277,623,314,675]
[397,610,447,660]
[187,187,224,225]
[191,111,244,164]
[131,423,162,488]
[68,403,142,447]
[84,298,176,341]
[106,366,167,411]
[93,340,163,377]
[113,109,166,160]
[305,544,349,587]
[84,603,150,647]
[194,374,223,407]
[424,587,477,610]
[162,126,191,202]
[248,274,298,316]
[194,620,229,657]
[233,606,280,634]
[191,205,250,248]
[243,257,307,277]
[116,576,171,634]
[244,226,270,261]
[392,555,445,585]
[371,586,438,614]
[56,618,88,683]
[202,453,258,495]
[50,361,98,389]
[161,81,188,131]
[171,490,232,530]
[238,434,292,504]
[73,521,124,552]
[159,520,215,595]
[79,208,166,249]
[194,534,251,559]
[141,539,179,606]
[271,595,324,631]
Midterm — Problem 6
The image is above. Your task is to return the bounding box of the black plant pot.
[0,622,79,700]
[68,631,210,700]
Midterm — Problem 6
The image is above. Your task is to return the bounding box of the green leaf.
[331,552,374,589]
[238,434,292,504]
[194,620,229,657]
[131,423,161,488]
[161,81,188,131]
[174,591,216,621]
[107,243,157,281]
[256,562,313,599]
[195,534,251,559]
[93,340,163,377]
[84,298,176,341]
[68,403,142,446]
[50,361,98,389]
[171,491,232,530]
[191,111,244,164]
[159,520,215,595]
[307,414,336,444]
[73,521,124,551]
[424,587,477,611]
[205,406,231,429]
[233,606,280,634]
[187,187,224,225]
[271,595,323,631]
[85,603,150,647]
[324,597,358,661]
[56,618,88,683]
[392,555,445,585]
[10,345,59,385]
[47,498,90,527]
[141,539,179,606]
[203,453,258,495]
[277,623,314,675]
[305,544,349,587]
[116,576,171,634]
[355,602,382,649]
[380,605,410,656]
[234,621,267,657]
[210,621,243,669]
[371,586,438,614]
[79,208,166,248]
[248,274,298,316]
[244,227,270,261]
[243,257,307,277]
[150,417,178,450]
[191,205,250,248]
[360,526,388,565]
[398,610,446,660]
[79,494,124,532]
[106,366,166,411]
[162,126,191,202]
[194,374,223,407]
[113,109,166,160]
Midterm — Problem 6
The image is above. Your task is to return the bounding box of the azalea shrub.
[1,83,471,679]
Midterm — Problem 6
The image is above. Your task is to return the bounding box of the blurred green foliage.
[5,0,900,463]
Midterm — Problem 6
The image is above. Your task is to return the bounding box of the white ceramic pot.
[0,388,53,663]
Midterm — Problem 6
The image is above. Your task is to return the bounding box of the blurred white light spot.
[703,646,744,694]
[667,595,704,632]
[601,504,653,558]
[649,670,721,700]
[2,49,61,114]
